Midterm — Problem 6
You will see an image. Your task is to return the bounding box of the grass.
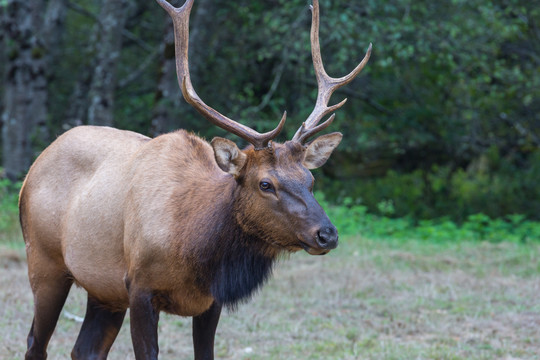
[1,234,539,359]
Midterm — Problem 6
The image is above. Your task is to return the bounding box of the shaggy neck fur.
[209,228,276,310]
[197,184,279,311]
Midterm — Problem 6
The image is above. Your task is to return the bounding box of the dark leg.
[25,274,73,360]
[192,301,222,360]
[129,288,160,360]
[71,295,126,360]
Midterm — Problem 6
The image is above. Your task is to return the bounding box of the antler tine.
[292,0,372,144]
[157,0,286,150]
[296,114,336,144]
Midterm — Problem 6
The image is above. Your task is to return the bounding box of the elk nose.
[316,226,338,250]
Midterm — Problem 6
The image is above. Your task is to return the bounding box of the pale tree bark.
[1,0,65,180]
[1,0,66,180]
[87,0,131,126]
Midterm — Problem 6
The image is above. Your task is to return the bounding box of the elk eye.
[259,181,274,192]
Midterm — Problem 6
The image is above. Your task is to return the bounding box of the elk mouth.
[296,226,338,255]
[298,239,330,256]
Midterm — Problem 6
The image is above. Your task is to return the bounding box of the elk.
[19,0,371,359]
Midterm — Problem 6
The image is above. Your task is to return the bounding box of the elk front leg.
[128,287,160,360]
[192,301,222,360]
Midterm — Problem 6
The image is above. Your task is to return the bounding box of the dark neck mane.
[210,229,275,310]
[199,190,278,311]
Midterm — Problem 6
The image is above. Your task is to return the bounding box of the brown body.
[22,127,224,315]
[21,126,146,309]
[21,0,371,359]
[21,125,342,360]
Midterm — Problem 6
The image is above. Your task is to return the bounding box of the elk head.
[157,0,371,255]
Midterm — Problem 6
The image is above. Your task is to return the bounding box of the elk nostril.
[317,230,328,246]
[316,226,338,249]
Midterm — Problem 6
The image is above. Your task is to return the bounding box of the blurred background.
[1,0,539,222]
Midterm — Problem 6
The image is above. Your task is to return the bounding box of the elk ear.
[211,137,247,176]
[303,132,343,169]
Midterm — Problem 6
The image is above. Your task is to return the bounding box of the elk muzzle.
[316,225,338,250]
[300,223,338,256]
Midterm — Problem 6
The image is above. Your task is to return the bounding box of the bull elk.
[20,0,371,358]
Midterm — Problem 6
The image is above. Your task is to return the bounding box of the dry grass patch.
[1,237,539,359]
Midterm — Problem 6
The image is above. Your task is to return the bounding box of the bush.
[0,176,22,243]
[320,148,540,223]
[317,192,540,243]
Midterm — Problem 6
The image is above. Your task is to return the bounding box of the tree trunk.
[87,0,130,126]
[2,0,47,180]
[1,0,67,180]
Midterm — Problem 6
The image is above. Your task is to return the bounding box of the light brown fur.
[20,125,341,360]
[21,127,150,309]
[21,125,340,315]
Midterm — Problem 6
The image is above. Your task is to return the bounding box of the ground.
[1,237,539,359]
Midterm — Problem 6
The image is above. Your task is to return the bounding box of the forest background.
[1,0,539,223]
[1,1,540,357]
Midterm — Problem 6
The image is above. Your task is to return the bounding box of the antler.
[156,0,286,149]
[292,0,372,144]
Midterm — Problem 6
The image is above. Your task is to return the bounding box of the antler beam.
[292,0,372,144]
[156,0,286,149]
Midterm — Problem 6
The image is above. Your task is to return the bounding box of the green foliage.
[320,147,540,221]
[316,192,540,243]
[0,176,22,243]
[315,0,540,222]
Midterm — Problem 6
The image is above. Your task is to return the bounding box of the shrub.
[317,192,540,243]
[0,176,22,243]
